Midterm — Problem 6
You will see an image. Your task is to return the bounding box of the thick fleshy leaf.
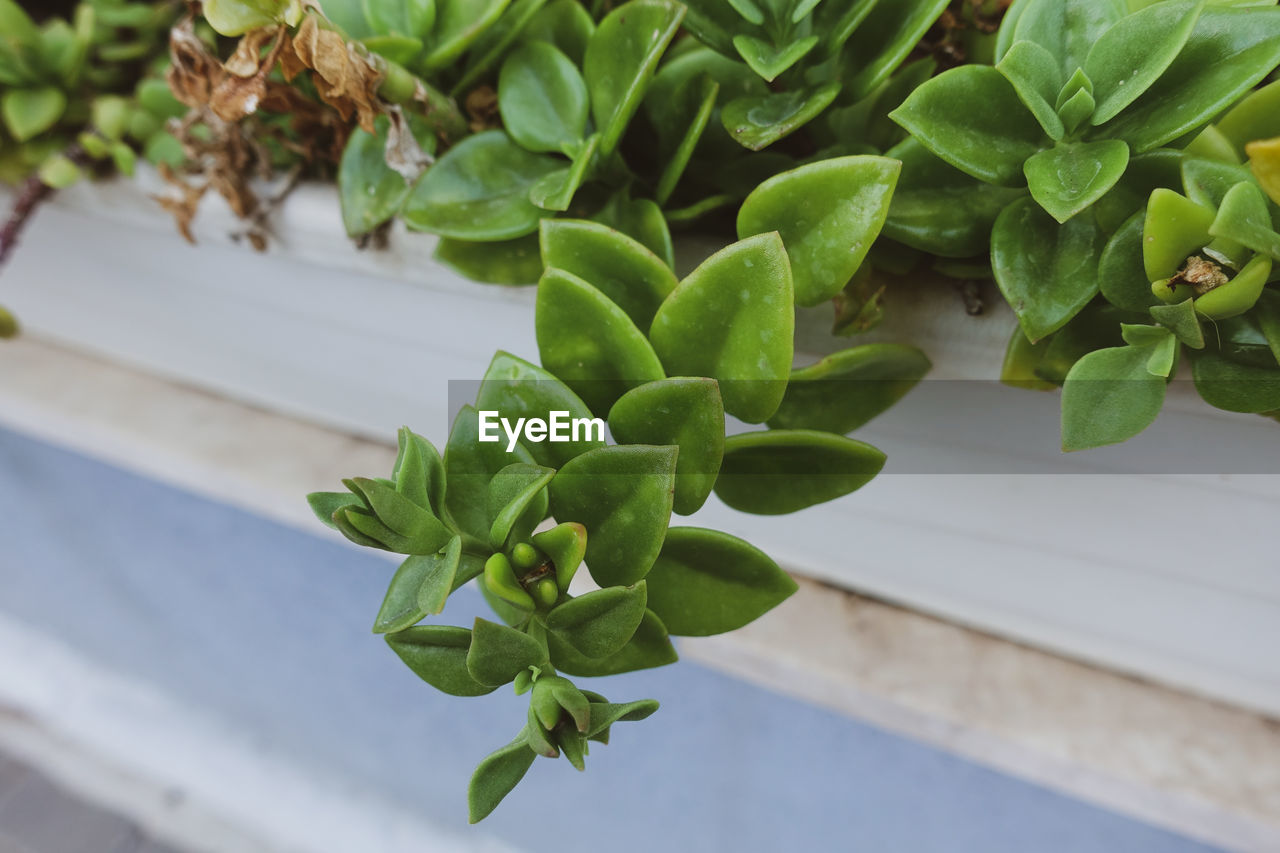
[882,138,1027,258]
[1194,255,1272,322]
[655,75,718,206]
[1061,345,1167,450]
[527,132,597,211]
[593,192,675,268]
[452,0,553,95]
[644,45,768,157]
[1012,0,1126,80]
[1084,0,1203,126]
[535,268,666,413]
[736,156,900,306]
[545,583,648,658]
[475,351,604,468]
[1,86,66,142]
[1094,7,1280,153]
[393,426,445,516]
[767,345,931,435]
[467,617,547,686]
[1217,79,1280,154]
[468,736,537,824]
[306,490,363,530]
[585,699,659,739]
[644,527,796,636]
[547,445,677,587]
[538,220,677,329]
[444,404,538,547]
[373,537,462,633]
[1193,352,1280,413]
[386,626,496,696]
[1210,182,1280,262]
[531,522,586,593]
[608,378,724,516]
[344,477,454,554]
[991,197,1106,342]
[499,41,588,153]
[1024,140,1129,224]
[583,0,685,156]
[1181,157,1256,210]
[996,40,1064,141]
[714,430,886,515]
[1142,189,1215,281]
[487,462,554,549]
[721,82,841,151]
[732,33,817,82]
[519,0,594,64]
[649,233,794,423]
[890,65,1046,187]
[434,235,542,285]
[402,130,559,240]
[423,0,511,69]
[548,608,677,676]
[1150,299,1204,350]
[1093,148,1184,234]
[837,0,949,100]
[1098,210,1156,312]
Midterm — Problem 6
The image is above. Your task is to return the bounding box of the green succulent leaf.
[1192,352,1280,414]
[386,625,497,696]
[373,536,462,633]
[1023,140,1130,224]
[548,608,678,676]
[1,87,66,142]
[394,427,445,516]
[547,445,677,587]
[1216,78,1280,154]
[643,527,796,636]
[423,0,511,69]
[475,351,605,468]
[732,33,817,82]
[535,268,666,414]
[1210,182,1280,262]
[991,197,1106,342]
[344,477,454,554]
[531,522,586,593]
[499,41,588,153]
[584,0,685,156]
[538,220,677,330]
[1150,299,1204,350]
[519,0,595,64]
[434,235,542,285]
[1060,345,1167,450]
[882,138,1027,258]
[1094,6,1280,153]
[837,0,949,100]
[890,65,1046,187]
[714,430,886,515]
[1194,255,1272,322]
[444,404,538,547]
[593,192,675,268]
[1084,0,1203,126]
[996,40,1065,141]
[306,491,363,530]
[527,132,597,212]
[585,699,659,738]
[467,617,547,686]
[403,130,559,240]
[364,0,436,37]
[768,344,931,435]
[1011,0,1126,81]
[655,75,718,206]
[487,462,554,550]
[545,582,648,658]
[736,156,901,306]
[467,735,538,824]
[649,232,794,423]
[1098,210,1156,313]
[608,378,725,516]
[1181,157,1255,210]
[721,82,841,151]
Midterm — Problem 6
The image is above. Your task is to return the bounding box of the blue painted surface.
[0,426,1226,853]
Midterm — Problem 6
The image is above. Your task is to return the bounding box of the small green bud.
[511,542,540,571]
[531,577,558,609]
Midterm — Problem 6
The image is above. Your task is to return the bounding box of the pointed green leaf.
[1150,299,1204,350]
[444,404,538,547]
[535,268,666,413]
[373,537,462,633]
[732,33,817,82]
[528,132,597,212]
[1194,255,1271,322]
[655,75,718,206]
[386,626,497,696]
[1061,345,1167,450]
[547,445,677,587]
[306,491,363,530]
[649,232,794,423]
[1210,182,1280,262]
[499,41,588,153]
[585,699,659,738]
[475,351,605,468]
[394,427,445,516]
[721,81,841,151]
[402,130,559,240]
[423,0,511,69]
[837,0,948,100]
[487,462,554,549]
[608,378,725,516]
[996,40,1065,141]
[467,617,547,686]
[1024,140,1129,224]
[767,344,931,435]
[531,522,586,592]
[1085,0,1203,125]
[991,197,1106,342]
[1094,6,1280,153]
[736,156,900,306]
[2,86,66,141]
[545,582,648,658]
[714,430,886,515]
[468,735,537,824]
[1098,209,1157,312]
[538,219,677,329]
[583,0,685,156]
[592,192,674,268]
[644,527,796,636]
[890,65,1046,186]
[1012,0,1126,80]
[434,235,542,285]
[548,608,678,676]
